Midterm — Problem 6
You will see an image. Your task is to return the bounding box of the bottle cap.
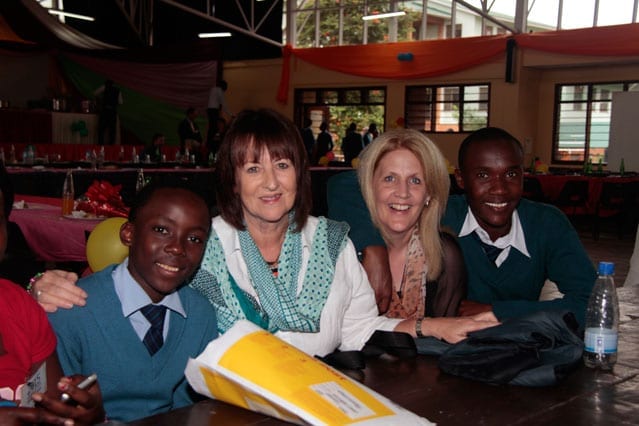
[597,261,615,275]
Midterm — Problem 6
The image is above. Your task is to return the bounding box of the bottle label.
[584,327,618,354]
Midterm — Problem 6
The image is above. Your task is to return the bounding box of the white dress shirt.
[458,209,531,267]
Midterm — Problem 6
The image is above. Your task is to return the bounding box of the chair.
[523,176,546,202]
[593,181,639,240]
[554,180,590,221]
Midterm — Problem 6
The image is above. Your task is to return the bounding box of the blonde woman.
[358,128,466,319]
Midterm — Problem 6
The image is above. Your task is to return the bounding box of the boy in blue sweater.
[48,181,218,422]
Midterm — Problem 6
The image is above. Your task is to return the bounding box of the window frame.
[552,80,639,164]
[404,83,491,133]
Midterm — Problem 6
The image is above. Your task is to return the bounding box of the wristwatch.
[415,319,425,338]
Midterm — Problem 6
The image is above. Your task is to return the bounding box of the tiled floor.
[578,228,636,285]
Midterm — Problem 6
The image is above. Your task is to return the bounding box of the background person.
[312,121,333,166]
[341,122,364,166]
[206,80,233,148]
[141,133,165,163]
[94,79,123,146]
[178,107,203,160]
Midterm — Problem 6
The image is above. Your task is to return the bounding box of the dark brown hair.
[215,108,311,231]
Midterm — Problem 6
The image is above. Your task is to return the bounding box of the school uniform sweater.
[442,195,596,327]
[48,265,218,422]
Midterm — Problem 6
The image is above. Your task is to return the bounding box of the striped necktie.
[140,304,167,356]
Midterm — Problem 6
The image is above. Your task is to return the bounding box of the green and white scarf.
[191,217,350,334]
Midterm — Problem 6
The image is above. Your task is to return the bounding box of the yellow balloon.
[86,217,129,272]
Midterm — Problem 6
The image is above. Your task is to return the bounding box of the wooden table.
[127,289,639,425]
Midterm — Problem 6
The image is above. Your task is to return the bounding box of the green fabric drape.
[58,56,207,147]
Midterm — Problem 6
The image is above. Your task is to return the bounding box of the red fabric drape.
[277,44,293,104]
[293,34,509,80]
[514,23,639,56]
[277,35,509,104]
[65,54,217,109]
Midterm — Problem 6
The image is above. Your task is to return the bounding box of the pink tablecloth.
[10,198,103,262]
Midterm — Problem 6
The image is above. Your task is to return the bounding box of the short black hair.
[0,163,14,218]
[128,179,210,223]
[219,80,228,90]
[458,127,524,170]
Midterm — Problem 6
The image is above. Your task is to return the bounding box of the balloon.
[86,217,128,272]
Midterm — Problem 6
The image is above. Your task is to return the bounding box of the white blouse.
[212,215,401,357]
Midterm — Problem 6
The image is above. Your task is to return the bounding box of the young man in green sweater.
[442,127,596,327]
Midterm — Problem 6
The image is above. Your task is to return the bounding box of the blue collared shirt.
[112,258,186,341]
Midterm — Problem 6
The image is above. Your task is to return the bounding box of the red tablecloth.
[531,174,639,214]
[10,196,103,262]
[0,142,181,163]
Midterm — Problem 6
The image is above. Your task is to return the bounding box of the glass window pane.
[556,105,587,162]
[295,10,316,48]
[435,104,459,132]
[528,0,560,29]
[462,102,488,132]
[464,85,489,101]
[598,0,635,26]
[437,86,460,102]
[629,82,639,92]
[589,106,611,163]
[321,90,339,104]
[342,6,365,46]
[561,0,595,29]
[344,90,362,104]
[300,90,317,104]
[367,89,385,103]
[406,103,433,131]
[462,104,488,131]
[560,85,587,102]
[318,7,340,47]
[593,84,623,100]
[406,87,432,103]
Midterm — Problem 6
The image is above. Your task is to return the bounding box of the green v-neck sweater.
[442,195,596,327]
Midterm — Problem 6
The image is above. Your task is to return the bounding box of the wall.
[224,49,639,168]
[0,51,49,108]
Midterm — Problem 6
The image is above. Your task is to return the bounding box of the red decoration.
[76,180,129,218]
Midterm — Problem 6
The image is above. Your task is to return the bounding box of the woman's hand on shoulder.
[31,270,86,313]
[32,375,105,426]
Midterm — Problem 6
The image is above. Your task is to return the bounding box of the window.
[405,84,489,133]
[553,82,638,164]
[294,86,386,154]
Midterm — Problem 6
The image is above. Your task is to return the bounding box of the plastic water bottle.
[583,261,619,369]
